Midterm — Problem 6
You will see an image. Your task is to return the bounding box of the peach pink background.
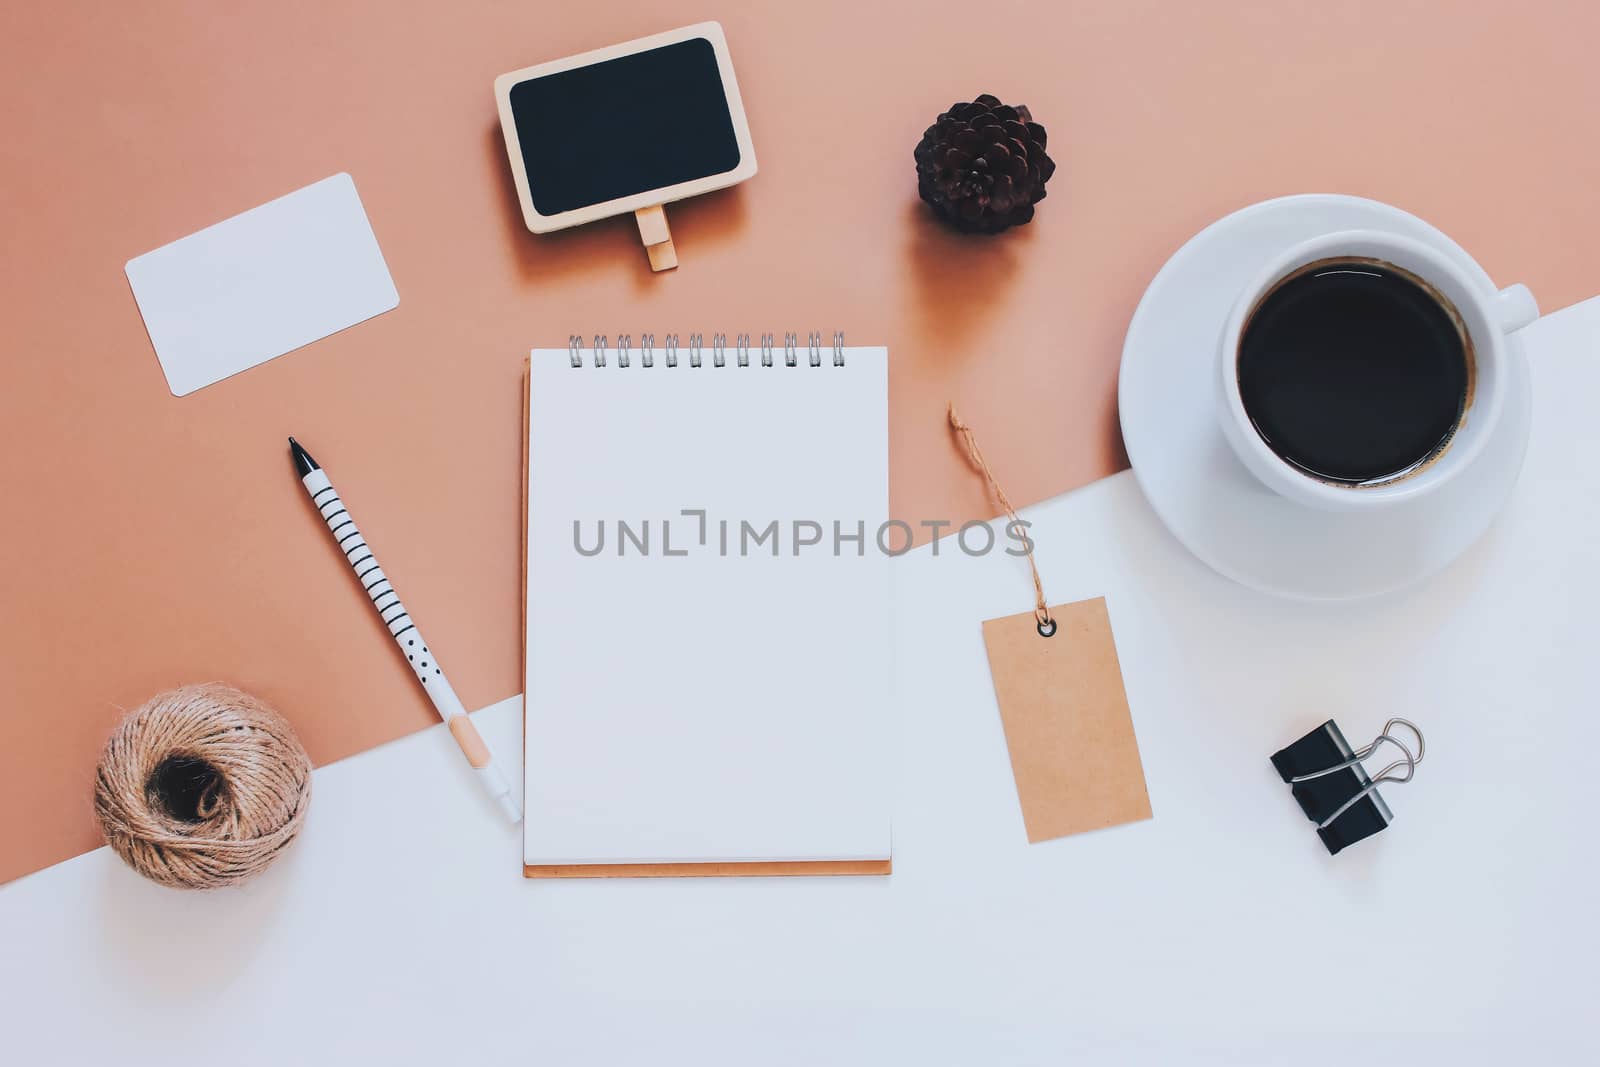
[2,1,1595,884]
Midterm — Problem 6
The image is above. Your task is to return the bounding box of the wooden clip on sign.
[494,22,758,272]
[634,205,677,272]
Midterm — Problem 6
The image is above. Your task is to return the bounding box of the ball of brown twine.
[93,683,313,890]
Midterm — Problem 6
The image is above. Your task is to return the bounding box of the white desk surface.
[4,300,1597,1066]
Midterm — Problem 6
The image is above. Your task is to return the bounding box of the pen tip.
[288,436,321,476]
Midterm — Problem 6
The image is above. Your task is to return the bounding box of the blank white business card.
[126,173,399,396]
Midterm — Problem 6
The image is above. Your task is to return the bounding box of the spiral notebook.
[523,333,892,877]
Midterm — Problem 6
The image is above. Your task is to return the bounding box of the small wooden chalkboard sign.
[494,22,758,272]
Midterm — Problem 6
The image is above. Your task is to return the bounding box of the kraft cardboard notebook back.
[520,340,893,877]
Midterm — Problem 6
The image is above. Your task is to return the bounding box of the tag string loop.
[948,403,1052,629]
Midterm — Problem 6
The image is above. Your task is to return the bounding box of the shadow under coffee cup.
[1216,229,1538,512]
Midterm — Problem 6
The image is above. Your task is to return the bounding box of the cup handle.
[1494,283,1539,334]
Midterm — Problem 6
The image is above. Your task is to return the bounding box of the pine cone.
[914,94,1056,234]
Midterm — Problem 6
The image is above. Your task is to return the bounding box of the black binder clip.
[1270,718,1424,855]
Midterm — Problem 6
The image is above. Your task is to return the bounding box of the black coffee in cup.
[1236,258,1472,486]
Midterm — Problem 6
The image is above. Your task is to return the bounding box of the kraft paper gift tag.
[981,597,1151,842]
[948,402,1151,843]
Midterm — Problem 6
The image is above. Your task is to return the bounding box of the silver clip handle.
[1291,718,1425,829]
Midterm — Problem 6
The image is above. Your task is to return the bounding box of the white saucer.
[1118,194,1532,602]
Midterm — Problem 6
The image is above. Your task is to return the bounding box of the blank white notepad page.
[525,347,891,865]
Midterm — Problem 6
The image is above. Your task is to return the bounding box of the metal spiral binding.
[566,332,847,367]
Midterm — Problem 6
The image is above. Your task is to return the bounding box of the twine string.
[94,683,312,890]
[947,403,1052,628]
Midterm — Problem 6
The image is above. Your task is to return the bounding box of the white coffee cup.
[1216,229,1538,512]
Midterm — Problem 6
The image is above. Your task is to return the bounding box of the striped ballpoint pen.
[288,437,520,821]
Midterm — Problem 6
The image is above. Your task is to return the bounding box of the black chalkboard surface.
[507,37,742,217]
